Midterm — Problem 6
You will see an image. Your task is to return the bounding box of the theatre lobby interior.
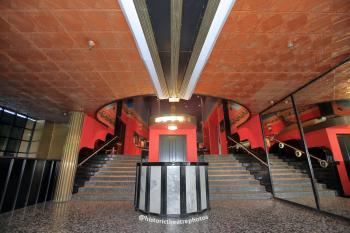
[1,0,350,232]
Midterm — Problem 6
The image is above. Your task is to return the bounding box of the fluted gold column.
[53,111,84,202]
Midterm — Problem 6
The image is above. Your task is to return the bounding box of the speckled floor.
[284,196,350,219]
[0,200,349,233]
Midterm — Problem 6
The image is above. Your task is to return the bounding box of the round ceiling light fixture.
[287,41,295,49]
[88,40,96,50]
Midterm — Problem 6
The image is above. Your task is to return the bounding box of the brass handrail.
[266,136,329,168]
[78,135,119,167]
[227,136,268,167]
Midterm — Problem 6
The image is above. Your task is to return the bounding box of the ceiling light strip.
[119,0,169,99]
[170,0,183,98]
[179,0,236,99]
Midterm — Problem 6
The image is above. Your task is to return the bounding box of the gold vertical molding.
[170,0,183,97]
[53,111,84,202]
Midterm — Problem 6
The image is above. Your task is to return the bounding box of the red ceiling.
[0,0,349,121]
[195,0,350,113]
[0,0,155,121]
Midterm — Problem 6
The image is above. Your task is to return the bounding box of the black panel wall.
[0,158,60,213]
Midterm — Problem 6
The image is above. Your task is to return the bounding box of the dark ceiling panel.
[178,0,209,90]
[159,52,171,83]
[180,0,209,52]
[146,0,171,87]
[146,0,209,94]
[146,0,171,52]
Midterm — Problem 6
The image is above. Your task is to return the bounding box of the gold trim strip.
[170,0,183,97]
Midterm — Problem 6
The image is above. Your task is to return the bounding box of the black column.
[114,100,123,136]
[222,100,232,150]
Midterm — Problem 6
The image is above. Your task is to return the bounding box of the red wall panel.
[79,114,114,150]
[204,103,228,155]
[234,114,264,149]
[121,110,148,156]
[149,124,197,162]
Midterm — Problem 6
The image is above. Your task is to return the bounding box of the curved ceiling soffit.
[95,94,251,129]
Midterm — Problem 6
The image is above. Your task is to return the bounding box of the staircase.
[73,155,139,201]
[269,154,337,199]
[205,155,272,200]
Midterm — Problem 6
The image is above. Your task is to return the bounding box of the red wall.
[79,114,114,150]
[120,109,148,156]
[266,122,350,196]
[233,114,264,149]
[148,124,197,162]
[203,103,228,154]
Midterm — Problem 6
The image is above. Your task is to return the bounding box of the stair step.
[209,164,242,168]
[79,186,134,192]
[89,176,135,181]
[85,180,135,186]
[97,171,136,175]
[210,192,271,200]
[270,173,309,178]
[209,185,265,192]
[275,190,336,199]
[208,170,249,175]
[99,166,136,170]
[272,182,326,190]
[209,179,260,185]
[209,166,247,171]
[72,192,134,201]
[209,174,254,180]
[271,178,312,184]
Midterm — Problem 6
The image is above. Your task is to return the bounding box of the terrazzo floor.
[283,196,350,219]
[0,199,349,233]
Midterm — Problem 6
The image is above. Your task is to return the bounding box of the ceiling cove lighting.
[155,115,185,123]
[182,0,236,99]
[168,125,178,131]
[118,0,167,99]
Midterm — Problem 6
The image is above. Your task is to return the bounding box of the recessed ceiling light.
[155,115,184,123]
[168,125,178,131]
[169,97,180,102]
[287,41,295,49]
[269,100,274,105]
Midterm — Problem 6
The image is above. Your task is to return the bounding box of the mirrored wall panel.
[262,97,317,208]
[294,61,350,218]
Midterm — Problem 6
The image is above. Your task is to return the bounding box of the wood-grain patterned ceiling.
[195,0,350,113]
[0,0,155,121]
[0,0,349,121]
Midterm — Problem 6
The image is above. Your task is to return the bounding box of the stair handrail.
[266,136,329,168]
[78,135,119,167]
[227,136,268,167]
